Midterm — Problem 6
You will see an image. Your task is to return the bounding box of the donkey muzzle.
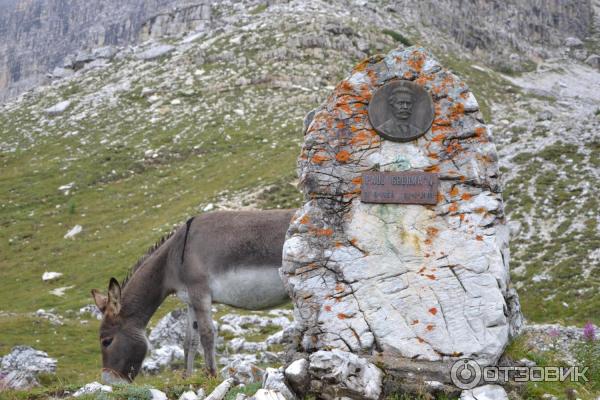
[101,368,130,385]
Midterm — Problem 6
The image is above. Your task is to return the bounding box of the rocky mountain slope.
[0,0,211,102]
[0,0,596,103]
[0,0,599,397]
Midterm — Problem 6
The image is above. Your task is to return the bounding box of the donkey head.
[91,278,148,384]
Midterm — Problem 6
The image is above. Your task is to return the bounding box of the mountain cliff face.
[0,0,596,102]
[0,0,210,102]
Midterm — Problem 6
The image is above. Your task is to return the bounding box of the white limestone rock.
[0,346,57,389]
[281,48,521,376]
[150,388,168,400]
[73,382,113,397]
[205,378,234,400]
[262,367,296,400]
[460,384,508,400]
[142,345,184,374]
[252,389,287,400]
[284,359,309,394]
[220,355,263,384]
[308,350,382,400]
[45,100,71,115]
[179,390,199,400]
[136,44,175,61]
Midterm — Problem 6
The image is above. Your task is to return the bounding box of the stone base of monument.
[280,45,523,398]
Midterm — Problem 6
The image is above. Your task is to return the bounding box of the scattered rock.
[49,285,74,297]
[58,182,75,195]
[585,54,600,70]
[284,359,309,395]
[35,309,63,325]
[136,44,175,61]
[141,87,157,97]
[220,355,263,384]
[205,378,234,400]
[197,388,206,400]
[45,100,71,115]
[73,382,113,397]
[179,390,199,400]
[564,37,584,48]
[143,344,184,374]
[150,388,168,400]
[252,389,287,400]
[537,110,553,121]
[78,304,102,320]
[42,271,63,281]
[0,346,57,390]
[308,350,382,400]
[93,46,118,60]
[235,393,248,400]
[460,384,508,400]
[203,203,215,212]
[262,368,296,400]
[64,225,82,239]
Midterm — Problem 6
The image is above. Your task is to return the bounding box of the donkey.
[91,209,295,384]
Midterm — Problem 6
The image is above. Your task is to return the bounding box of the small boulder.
[537,110,553,121]
[262,368,296,400]
[252,389,287,400]
[565,37,584,48]
[150,388,168,400]
[284,359,309,395]
[308,350,382,400]
[0,346,57,390]
[179,390,199,400]
[64,225,82,239]
[136,44,175,61]
[585,54,600,70]
[220,355,264,384]
[45,100,71,115]
[42,271,63,282]
[460,385,508,400]
[205,378,234,400]
[73,382,113,397]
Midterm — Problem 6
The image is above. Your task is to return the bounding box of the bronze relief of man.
[368,80,434,142]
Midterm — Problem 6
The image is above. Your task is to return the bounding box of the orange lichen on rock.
[448,203,458,213]
[299,215,310,224]
[429,307,438,315]
[407,50,425,72]
[311,153,330,164]
[324,305,332,312]
[335,150,352,163]
[425,165,440,173]
[351,176,362,185]
[425,274,436,280]
[449,102,465,120]
[476,235,484,241]
[314,228,334,236]
[412,319,419,325]
[426,324,435,331]
[461,193,472,201]
[337,313,349,320]
[450,186,459,197]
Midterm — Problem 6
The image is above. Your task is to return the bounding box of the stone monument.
[280,47,522,398]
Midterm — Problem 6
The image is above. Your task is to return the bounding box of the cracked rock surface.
[281,47,522,375]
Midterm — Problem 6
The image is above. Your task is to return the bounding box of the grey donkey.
[91,209,294,383]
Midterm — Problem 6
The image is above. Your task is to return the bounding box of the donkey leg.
[190,295,217,376]
[184,305,200,377]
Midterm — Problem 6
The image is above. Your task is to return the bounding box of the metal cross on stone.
[280,46,523,398]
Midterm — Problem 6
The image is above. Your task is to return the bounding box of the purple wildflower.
[583,322,596,342]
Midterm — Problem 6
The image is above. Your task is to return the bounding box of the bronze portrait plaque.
[368,80,435,142]
[361,171,439,205]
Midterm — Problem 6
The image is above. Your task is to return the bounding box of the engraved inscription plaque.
[368,80,435,142]
[361,171,439,205]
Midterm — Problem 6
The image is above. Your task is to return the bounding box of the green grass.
[382,29,413,47]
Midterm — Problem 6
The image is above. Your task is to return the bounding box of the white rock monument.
[280,46,522,397]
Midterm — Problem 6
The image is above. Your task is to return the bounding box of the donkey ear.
[107,277,122,315]
[91,289,108,314]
